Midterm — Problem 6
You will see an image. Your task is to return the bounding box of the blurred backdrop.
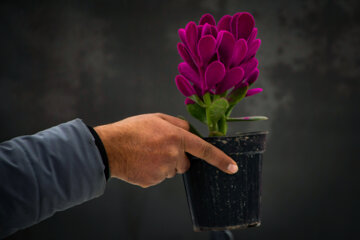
[1,0,359,239]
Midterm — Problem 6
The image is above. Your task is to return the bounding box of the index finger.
[181,129,238,174]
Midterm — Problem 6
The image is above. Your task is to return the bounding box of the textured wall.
[1,0,359,239]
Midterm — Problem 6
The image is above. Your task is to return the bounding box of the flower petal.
[237,12,255,40]
[217,31,235,67]
[185,21,198,57]
[198,35,216,66]
[199,13,216,26]
[193,84,203,96]
[178,62,200,86]
[246,88,263,97]
[231,39,248,67]
[217,15,232,32]
[246,68,259,85]
[197,25,203,40]
[178,28,187,47]
[244,39,261,62]
[216,67,244,94]
[231,12,241,38]
[185,98,195,105]
[177,42,197,71]
[210,25,218,38]
[234,81,248,90]
[201,23,212,36]
[205,61,226,90]
[242,58,258,78]
[247,27,258,44]
[175,75,196,97]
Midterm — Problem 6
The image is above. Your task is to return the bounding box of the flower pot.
[183,131,268,231]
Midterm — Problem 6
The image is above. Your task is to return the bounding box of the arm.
[0,113,237,237]
[0,119,106,238]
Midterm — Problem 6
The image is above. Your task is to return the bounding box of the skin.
[94,113,238,188]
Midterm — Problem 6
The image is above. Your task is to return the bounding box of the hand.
[94,113,238,188]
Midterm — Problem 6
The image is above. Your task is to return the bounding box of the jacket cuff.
[86,125,110,181]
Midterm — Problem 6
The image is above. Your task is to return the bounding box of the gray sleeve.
[0,119,107,238]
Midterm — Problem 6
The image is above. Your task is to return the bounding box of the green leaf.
[227,85,248,105]
[226,85,248,117]
[218,115,228,135]
[209,131,225,136]
[186,102,206,124]
[226,116,269,121]
[212,94,221,101]
[208,98,229,126]
[203,92,212,106]
[177,115,203,137]
[189,95,206,107]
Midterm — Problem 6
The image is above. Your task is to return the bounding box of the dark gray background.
[1,0,359,239]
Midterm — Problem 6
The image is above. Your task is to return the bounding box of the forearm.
[0,119,106,238]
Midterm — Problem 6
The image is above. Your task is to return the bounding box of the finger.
[155,113,190,131]
[175,153,191,174]
[166,169,177,179]
[181,129,238,174]
[175,132,191,174]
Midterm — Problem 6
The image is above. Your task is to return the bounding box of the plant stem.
[205,107,214,133]
[203,92,211,106]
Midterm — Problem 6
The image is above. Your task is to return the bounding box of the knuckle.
[154,112,164,118]
[201,143,213,159]
[177,158,190,174]
[181,120,190,131]
[177,168,185,174]
[165,131,181,146]
[167,149,178,159]
[167,171,176,178]
[177,166,187,174]
[140,183,150,188]
[141,178,159,188]
[168,131,179,141]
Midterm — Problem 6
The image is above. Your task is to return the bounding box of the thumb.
[155,113,190,130]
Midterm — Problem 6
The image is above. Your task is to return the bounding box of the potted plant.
[174,13,268,231]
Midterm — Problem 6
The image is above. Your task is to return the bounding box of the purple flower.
[246,88,263,97]
[175,13,262,104]
[175,75,196,97]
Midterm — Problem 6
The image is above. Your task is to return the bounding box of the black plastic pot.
[183,131,268,231]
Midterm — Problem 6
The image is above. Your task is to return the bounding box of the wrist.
[93,124,127,180]
[87,125,110,181]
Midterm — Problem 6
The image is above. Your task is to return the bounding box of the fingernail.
[227,163,238,173]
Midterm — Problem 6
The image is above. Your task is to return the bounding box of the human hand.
[94,113,238,188]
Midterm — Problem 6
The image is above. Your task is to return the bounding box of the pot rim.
[204,130,269,139]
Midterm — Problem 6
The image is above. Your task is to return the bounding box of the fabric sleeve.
[87,125,110,181]
[0,119,107,238]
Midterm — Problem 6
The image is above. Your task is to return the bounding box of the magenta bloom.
[175,13,262,104]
